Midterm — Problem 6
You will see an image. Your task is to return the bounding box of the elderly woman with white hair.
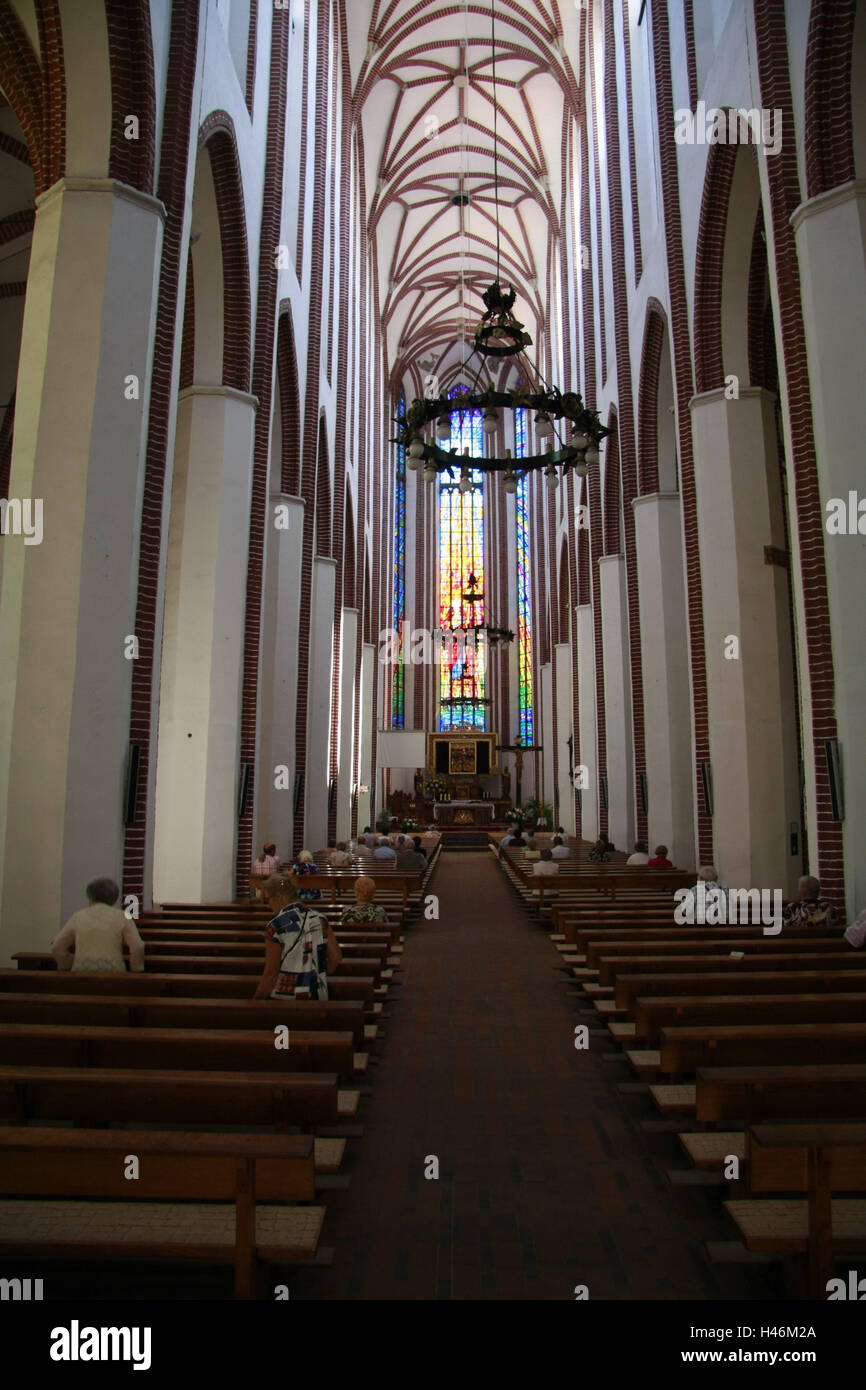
[254,870,342,1000]
[783,875,837,929]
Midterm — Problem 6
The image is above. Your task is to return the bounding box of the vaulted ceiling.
[348,1,584,398]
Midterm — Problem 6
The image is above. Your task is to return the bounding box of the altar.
[433,800,495,825]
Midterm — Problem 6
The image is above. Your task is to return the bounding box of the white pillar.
[0,178,164,959]
[257,493,305,860]
[690,387,802,892]
[304,556,336,851]
[540,661,554,814]
[599,554,635,850]
[152,385,257,903]
[633,493,696,869]
[358,643,375,833]
[554,642,575,833]
[793,180,866,918]
[337,608,359,841]
[576,603,598,841]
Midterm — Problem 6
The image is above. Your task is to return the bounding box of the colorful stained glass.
[439,386,486,730]
[515,407,534,745]
[392,391,406,728]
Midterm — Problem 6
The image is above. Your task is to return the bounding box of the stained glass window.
[392,390,406,728]
[439,386,486,730]
[515,408,534,745]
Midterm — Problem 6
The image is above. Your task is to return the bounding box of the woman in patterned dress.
[254,871,342,1000]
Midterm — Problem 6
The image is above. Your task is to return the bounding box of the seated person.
[251,842,280,876]
[510,833,526,849]
[290,859,322,902]
[52,877,145,973]
[680,865,727,915]
[626,841,650,866]
[412,835,428,861]
[296,848,314,863]
[588,834,614,863]
[341,875,388,924]
[532,848,559,876]
[550,835,570,860]
[255,871,341,1000]
[328,840,352,868]
[373,836,397,862]
[522,837,541,862]
[783,875,837,929]
[396,839,426,870]
[648,844,672,868]
[499,825,519,847]
[355,834,374,858]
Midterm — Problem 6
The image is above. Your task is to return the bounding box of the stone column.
[152,385,257,903]
[0,178,164,960]
[576,604,598,842]
[793,180,866,919]
[690,386,802,892]
[304,555,336,851]
[554,642,575,834]
[257,493,305,861]
[357,642,375,833]
[337,608,359,841]
[632,493,696,869]
[599,554,635,851]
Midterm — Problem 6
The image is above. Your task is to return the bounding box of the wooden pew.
[0,1063,359,1130]
[614,969,866,1012]
[0,1127,325,1298]
[602,951,866,993]
[0,1022,361,1078]
[726,1123,866,1298]
[632,993,866,1045]
[584,935,843,971]
[12,951,387,983]
[0,991,369,1041]
[660,1022,866,1075]
[695,1064,866,1125]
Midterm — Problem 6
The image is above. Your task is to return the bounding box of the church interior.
[0,0,865,1315]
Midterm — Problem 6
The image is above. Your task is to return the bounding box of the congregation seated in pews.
[0,835,437,1297]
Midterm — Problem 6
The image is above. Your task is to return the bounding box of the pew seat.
[0,1127,327,1297]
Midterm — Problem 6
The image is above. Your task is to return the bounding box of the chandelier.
[392,3,608,494]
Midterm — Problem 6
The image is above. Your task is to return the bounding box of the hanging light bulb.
[571,431,589,450]
[407,437,424,471]
[535,410,553,440]
[436,415,451,441]
[585,444,599,467]
[544,463,559,491]
[503,469,518,494]
[574,455,588,478]
[482,407,499,436]
[459,466,472,494]
[423,463,438,484]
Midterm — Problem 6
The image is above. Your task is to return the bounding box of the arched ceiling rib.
[348,1,583,394]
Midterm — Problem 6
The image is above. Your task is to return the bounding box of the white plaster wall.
[337,608,358,842]
[304,556,336,851]
[576,604,598,842]
[256,493,304,860]
[794,183,866,917]
[554,642,575,833]
[357,642,374,833]
[633,493,696,869]
[152,386,256,903]
[0,180,163,957]
[540,661,554,816]
[599,554,635,850]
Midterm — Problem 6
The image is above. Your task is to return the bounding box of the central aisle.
[300,851,727,1300]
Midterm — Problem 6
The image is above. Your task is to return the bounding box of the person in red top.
[648,844,672,868]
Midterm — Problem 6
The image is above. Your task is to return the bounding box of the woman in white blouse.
[52,878,145,973]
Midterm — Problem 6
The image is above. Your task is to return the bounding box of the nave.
[290,851,764,1302]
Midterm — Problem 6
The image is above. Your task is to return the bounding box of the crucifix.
[495,733,543,810]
